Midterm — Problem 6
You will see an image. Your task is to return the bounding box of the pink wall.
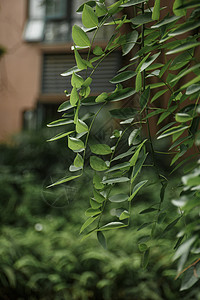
[0,0,41,140]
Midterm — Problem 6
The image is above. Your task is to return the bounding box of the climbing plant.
[47,0,200,291]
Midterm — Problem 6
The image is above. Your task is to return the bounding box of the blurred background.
[0,0,199,299]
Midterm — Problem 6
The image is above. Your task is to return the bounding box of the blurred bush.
[0,130,199,299]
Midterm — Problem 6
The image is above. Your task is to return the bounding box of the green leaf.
[119,210,130,220]
[151,89,168,103]
[102,177,130,184]
[131,153,148,183]
[76,119,88,133]
[170,64,200,83]
[90,198,102,209]
[157,126,189,139]
[68,136,85,152]
[122,30,138,56]
[152,0,160,20]
[93,189,105,203]
[131,12,152,25]
[74,47,87,70]
[95,92,108,103]
[93,45,104,56]
[106,162,130,173]
[175,113,193,123]
[47,131,74,142]
[128,180,148,202]
[181,75,200,89]
[47,119,74,127]
[96,3,107,17]
[71,72,84,88]
[108,0,123,15]
[180,267,199,291]
[85,208,101,217]
[76,1,96,12]
[110,70,136,84]
[120,0,147,7]
[137,222,153,231]
[74,153,84,168]
[107,88,136,102]
[80,216,98,233]
[90,156,108,171]
[139,207,157,214]
[90,144,112,155]
[169,20,200,37]
[58,101,73,112]
[151,15,181,28]
[130,139,147,166]
[142,248,150,268]
[139,243,148,252]
[135,72,142,92]
[173,0,186,16]
[109,194,129,203]
[163,217,181,235]
[72,25,91,47]
[140,87,150,111]
[140,52,161,72]
[166,42,200,55]
[93,174,104,190]
[70,87,79,106]
[109,107,137,119]
[47,174,81,188]
[176,0,200,10]
[61,66,81,77]
[99,221,126,231]
[186,84,200,95]
[157,105,178,124]
[97,231,107,249]
[82,4,98,28]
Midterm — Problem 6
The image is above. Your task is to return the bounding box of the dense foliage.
[0,132,200,299]
[47,0,200,291]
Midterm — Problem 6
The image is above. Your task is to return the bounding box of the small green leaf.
[80,216,98,233]
[90,144,112,155]
[131,153,148,183]
[152,0,160,20]
[157,126,189,139]
[151,15,181,28]
[173,0,186,16]
[129,139,147,166]
[70,87,79,106]
[74,153,84,168]
[128,180,148,202]
[169,20,200,37]
[139,207,157,214]
[58,101,73,112]
[102,177,130,184]
[140,52,161,72]
[121,0,146,7]
[139,243,148,252]
[166,42,200,55]
[122,30,138,56]
[47,131,74,142]
[140,86,150,111]
[151,89,168,103]
[109,107,137,119]
[90,198,102,209]
[71,72,84,88]
[93,45,104,56]
[135,72,142,92]
[72,25,91,47]
[85,208,101,217]
[176,0,200,10]
[47,119,74,127]
[90,156,108,171]
[95,92,108,103]
[93,189,105,203]
[74,47,88,70]
[163,217,181,235]
[106,162,130,173]
[61,66,81,77]
[119,210,130,220]
[96,3,107,17]
[109,194,129,203]
[137,222,153,231]
[181,75,200,89]
[97,231,107,249]
[175,113,193,123]
[131,12,152,25]
[142,248,150,268]
[93,175,104,190]
[110,70,136,84]
[82,4,98,28]
[180,267,199,291]
[107,88,136,102]
[186,84,200,95]
[99,221,126,231]
[108,0,123,15]
[76,119,88,133]
[82,77,92,88]
[47,174,81,188]
[68,137,85,152]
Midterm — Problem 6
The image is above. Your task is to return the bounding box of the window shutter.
[42,52,121,94]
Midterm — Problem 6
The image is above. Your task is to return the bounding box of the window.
[24,0,82,43]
